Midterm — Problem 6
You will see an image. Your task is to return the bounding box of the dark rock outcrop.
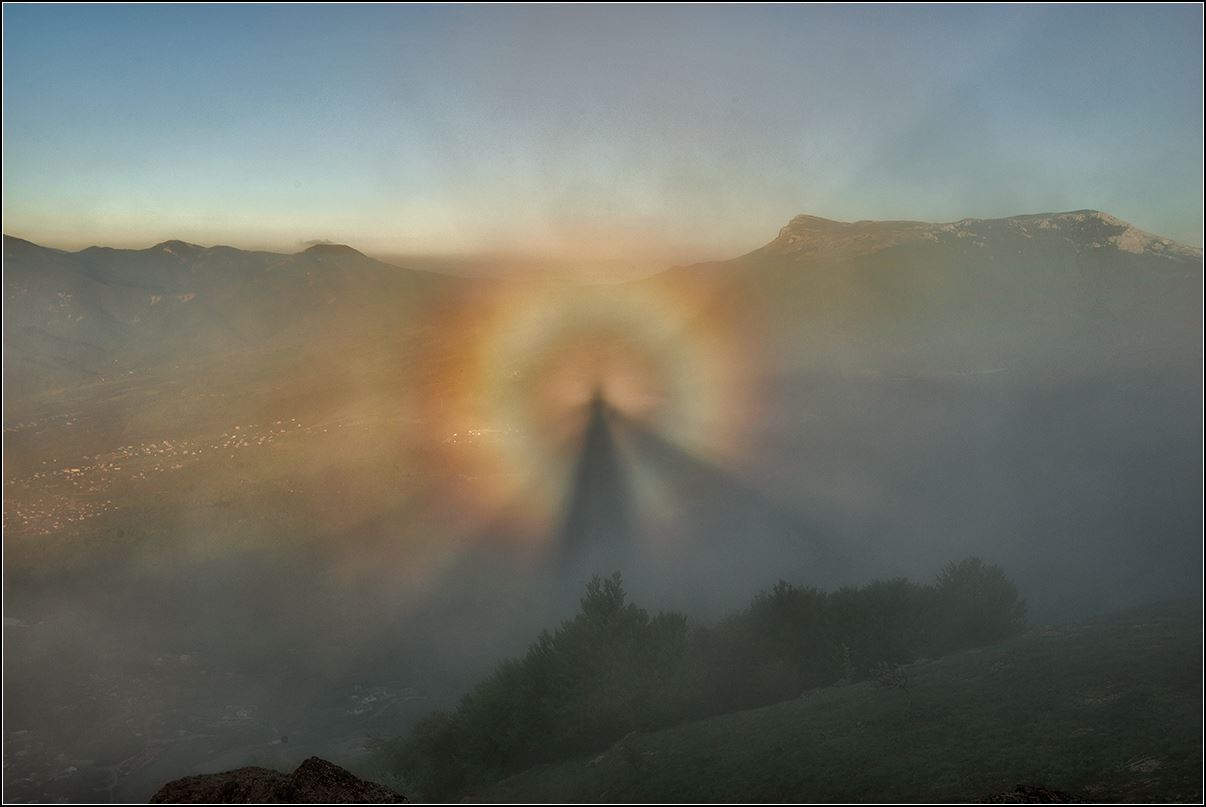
[982,784,1087,803]
[149,756,406,803]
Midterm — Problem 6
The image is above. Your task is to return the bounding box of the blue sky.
[3,4,1202,264]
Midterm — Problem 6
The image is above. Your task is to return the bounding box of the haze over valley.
[4,208,1201,800]
[3,5,1202,804]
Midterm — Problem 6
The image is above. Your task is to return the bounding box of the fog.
[3,217,1202,802]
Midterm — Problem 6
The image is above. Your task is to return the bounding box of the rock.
[149,756,406,803]
[982,783,1087,803]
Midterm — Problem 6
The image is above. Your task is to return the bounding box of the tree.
[929,557,1027,653]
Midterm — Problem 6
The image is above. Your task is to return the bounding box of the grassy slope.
[475,600,1202,803]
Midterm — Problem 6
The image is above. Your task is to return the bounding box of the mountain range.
[668,209,1201,375]
[6,209,1199,404]
[3,210,1201,615]
[2,236,452,397]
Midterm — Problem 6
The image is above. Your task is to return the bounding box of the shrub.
[926,557,1027,654]
[828,577,933,676]
[380,558,1026,799]
[386,572,691,800]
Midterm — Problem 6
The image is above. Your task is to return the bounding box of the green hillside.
[473,600,1202,803]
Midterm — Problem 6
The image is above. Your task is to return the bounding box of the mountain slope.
[661,209,1202,375]
[475,599,1202,804]
[753,210,1200,263]
[630,210,1203,618]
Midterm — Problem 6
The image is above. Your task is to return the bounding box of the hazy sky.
[3,4,1202,267]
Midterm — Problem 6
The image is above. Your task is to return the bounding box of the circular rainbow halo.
[421,275,760,540]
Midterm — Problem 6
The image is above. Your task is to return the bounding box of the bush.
[384,572,691,800]
[927,557,1027,654]
[828,577,933,675]
[381,558,1026,799]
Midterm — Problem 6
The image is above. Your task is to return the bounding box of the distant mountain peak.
[987,210,1199,259]
[763,210,1200,262]
[777,214,845,236]
[152,239,205,258]
[3,234,43,257]
[2,234,64,261]
[301,243,364,258]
